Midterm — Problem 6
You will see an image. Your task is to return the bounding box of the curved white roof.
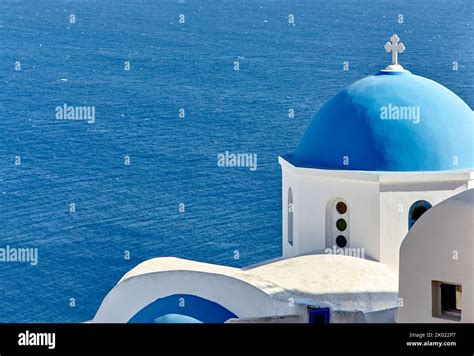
[111,254,398,316]
[246,254,398,313]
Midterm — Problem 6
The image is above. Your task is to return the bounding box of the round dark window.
[336,201,347,214]
[336,235,347,248]
[408,200,432,229]
[411,205,429,220]
[336,218,347,231]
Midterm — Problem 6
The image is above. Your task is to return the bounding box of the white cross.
[384,34,405,65]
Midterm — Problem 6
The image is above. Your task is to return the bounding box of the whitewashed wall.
[398,189,473,323]
[93,269,292,323]
[379,181,469,272]
[280,159,380,261]
[280,158,473,274]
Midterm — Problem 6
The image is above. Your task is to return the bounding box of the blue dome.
[292,70,474,171]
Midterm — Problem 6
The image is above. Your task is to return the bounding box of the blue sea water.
[0,0,472,322]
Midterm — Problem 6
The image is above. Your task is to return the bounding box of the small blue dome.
[292,70,474,171]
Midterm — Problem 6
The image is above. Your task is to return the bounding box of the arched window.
[408,200,432,229]
[288,187,293,246]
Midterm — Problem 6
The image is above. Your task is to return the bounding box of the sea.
[0,0,472,322]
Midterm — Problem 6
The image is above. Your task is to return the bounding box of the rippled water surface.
[0,0,472,322]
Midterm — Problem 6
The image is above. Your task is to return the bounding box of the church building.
[92,35,474,324]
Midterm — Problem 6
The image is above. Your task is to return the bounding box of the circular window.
[336,235,347,248]
[336,201,347,214]
[336,218,347,231]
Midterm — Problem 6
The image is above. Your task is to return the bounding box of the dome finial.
[384,34,405,71]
